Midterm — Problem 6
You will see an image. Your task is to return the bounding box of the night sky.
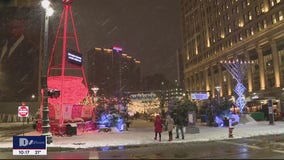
[52,0,182,82]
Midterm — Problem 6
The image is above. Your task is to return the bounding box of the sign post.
[18,104,29,136]
[268,99,274,125]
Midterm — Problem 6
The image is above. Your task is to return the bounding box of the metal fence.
[0,113,34,123]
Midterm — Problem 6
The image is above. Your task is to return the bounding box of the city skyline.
[50,0,182,82]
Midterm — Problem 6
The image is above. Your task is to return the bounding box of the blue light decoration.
[215,116,224,127]
[97,112,124,132]
[116,117,124,131]
[118,146,125,150]
[214,112,240,127]
[220,59,254,112]
[234,82,246,112]
[100,146,110,151]
[98,113,112,127]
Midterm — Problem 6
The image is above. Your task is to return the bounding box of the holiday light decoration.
[46,0,88,126]
[220,59,254,112]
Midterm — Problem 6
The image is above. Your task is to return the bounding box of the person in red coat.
[154,115,163,141]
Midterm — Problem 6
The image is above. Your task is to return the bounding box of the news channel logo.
[13,136,46,149]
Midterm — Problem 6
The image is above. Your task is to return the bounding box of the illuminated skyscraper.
[86,47,141,97]
[180,0,284,111]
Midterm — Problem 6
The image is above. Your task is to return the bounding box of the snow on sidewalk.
[1,120,284,149]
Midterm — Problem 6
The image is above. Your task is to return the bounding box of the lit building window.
[223,75,227,82]
[271,0,275,7]
[276,0,280,3]
[228,25,231,33]
[260,3,266,13]
[279,11,283,21]
[261,2,268,13]
[238,19,244,27]
[247,0,250,5]
[249,11,252,20]
[263,20,267,28]
[272,14,277,24]
[239,34,243,41]
[251,27,254,35]
[221,32,225,38]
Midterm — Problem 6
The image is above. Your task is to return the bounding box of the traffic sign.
[18,106,29,117]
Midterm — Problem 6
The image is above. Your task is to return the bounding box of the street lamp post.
[41,0,54,144]
[268,99,274,125]
[91,85,99,105]
[160,82,165,116]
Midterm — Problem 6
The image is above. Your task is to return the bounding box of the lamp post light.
[160,82,166,121]
[41,0,54,144]
[215,86,221,104]
[91,85,99,105]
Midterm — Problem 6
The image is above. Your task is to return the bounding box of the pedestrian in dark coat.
[175,115,185,139]
[154,115,163,141]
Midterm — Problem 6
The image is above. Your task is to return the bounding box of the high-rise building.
[85,47,141,97]
[180,0,284,111]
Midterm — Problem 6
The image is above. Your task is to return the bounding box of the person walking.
[154,114,163,141]
[175,115,185,139]
[165,114,175,141]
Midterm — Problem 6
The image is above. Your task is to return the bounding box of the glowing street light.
[91,85,99,104]
[41,0,50,9]
[41,0,54,144]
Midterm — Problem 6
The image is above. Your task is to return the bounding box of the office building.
[180,0,284,111]
[85,47,141,97]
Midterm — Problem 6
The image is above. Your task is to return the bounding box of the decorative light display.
[46,0,88,126]
[220,59,254,112]
[128,93,160,114]
[47,76,88,105]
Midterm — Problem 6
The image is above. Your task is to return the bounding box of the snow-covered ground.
[1,119,284,149]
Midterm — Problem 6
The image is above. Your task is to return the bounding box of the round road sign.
[18,106,29,117]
